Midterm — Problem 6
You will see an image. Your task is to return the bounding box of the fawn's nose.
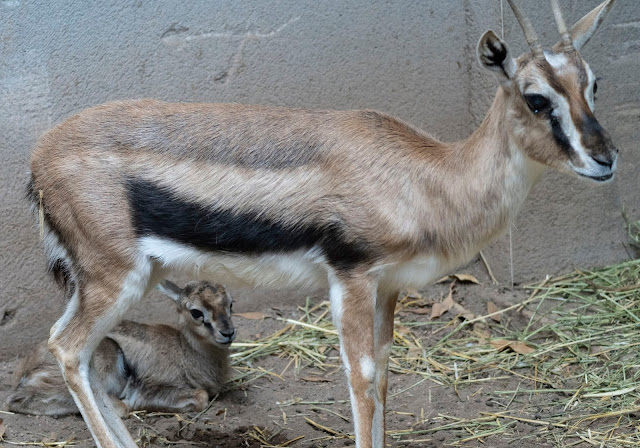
[219,328,236,342]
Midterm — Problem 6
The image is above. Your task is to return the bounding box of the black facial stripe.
[580,112,610,155]
[127,179,371,271]
[549,115,573,155]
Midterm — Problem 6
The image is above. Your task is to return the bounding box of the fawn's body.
[7,281,234,416]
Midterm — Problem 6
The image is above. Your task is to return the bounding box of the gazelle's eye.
[524,94,551,115]
[190,309,204,320]
[593,82,598,95]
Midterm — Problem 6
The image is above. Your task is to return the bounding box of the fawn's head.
[158,280,235,348]
[477,0,617,182]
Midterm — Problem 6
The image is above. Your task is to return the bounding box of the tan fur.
[6,281,233,416]
[26,2,616,447]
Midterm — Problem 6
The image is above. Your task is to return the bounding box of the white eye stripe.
[584,63,596,112]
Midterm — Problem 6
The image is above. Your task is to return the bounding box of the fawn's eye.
[190,309,204,320]
[524,94,551,114]
[593,82,598,95]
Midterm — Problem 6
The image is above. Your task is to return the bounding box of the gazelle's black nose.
[591,153,613,169]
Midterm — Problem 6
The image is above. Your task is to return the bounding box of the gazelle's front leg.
[329,271,378,448]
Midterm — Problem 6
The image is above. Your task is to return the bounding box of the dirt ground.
[0,270,567,448]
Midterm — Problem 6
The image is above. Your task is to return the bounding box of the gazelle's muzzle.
[577,113,618,182]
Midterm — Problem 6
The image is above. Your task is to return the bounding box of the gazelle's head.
[157,280,236,348]
[477,0,617,182]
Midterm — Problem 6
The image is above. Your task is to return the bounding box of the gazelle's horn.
[506,0,545,59]
[550,0,575,53]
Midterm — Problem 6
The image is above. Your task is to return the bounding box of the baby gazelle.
[6,280,235,416]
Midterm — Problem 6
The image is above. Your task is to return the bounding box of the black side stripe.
[126,179,372,271]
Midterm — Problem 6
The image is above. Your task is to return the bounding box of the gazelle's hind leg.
[330,271,378,448]
[373,289,400,445]
[48,259,153,448]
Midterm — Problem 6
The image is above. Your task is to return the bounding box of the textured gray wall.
[0,0,638,358]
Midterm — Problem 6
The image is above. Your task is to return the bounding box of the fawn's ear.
[156,280,182,303]
[477,30,517,86]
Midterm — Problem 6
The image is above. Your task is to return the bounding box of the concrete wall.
[1,0,638,358]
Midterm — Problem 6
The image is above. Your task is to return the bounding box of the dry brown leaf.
[216,409,225,416]
[431,293,455,319]
[234,312,267,320]
[487,301,501,322]
[509,342,535,354]
[451,302,475,320]
[490,339,511,351]
[408,308,432,315]
[451,273,480,284]
[300,376,332,383]
[490,339,535,354]
[0,418,5,439]
[396,325,412,335]
[317,345,327,354]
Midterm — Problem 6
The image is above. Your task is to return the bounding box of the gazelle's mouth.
[579,172,614,182]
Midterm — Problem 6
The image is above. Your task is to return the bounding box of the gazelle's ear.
[156,280,182,303]
[477,30,517,86]
[552,0,615,52]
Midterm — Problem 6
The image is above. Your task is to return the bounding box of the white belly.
[139,236,329,288]
[139,236,464,292]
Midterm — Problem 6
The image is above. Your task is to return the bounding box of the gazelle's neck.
[459,87,544,215]
[425,87,545,260]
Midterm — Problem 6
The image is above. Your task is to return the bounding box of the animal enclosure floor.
[2,266,638,448]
